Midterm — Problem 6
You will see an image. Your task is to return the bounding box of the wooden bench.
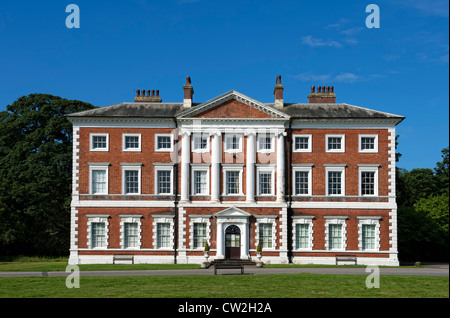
[113,254,134,264]
[335,255,357,265]
[214,261,244,275]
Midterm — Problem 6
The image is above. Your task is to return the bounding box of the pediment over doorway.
[213,206,252,218]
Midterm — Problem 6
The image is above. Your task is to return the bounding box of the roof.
[66,94,404,123]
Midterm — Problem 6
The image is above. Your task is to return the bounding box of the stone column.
[245,130,256,202]
[276,131,286,202]
[211,131,221,203]
[180,131,191,203]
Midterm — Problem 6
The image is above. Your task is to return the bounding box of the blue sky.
[0,0,448,171]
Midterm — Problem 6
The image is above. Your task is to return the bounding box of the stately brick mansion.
[67,76,404,266]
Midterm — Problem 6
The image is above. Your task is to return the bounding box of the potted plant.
[256,242,262,260]
[204,242,210,261]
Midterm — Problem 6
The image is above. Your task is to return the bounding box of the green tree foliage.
[397,147,450,262]
[0,94,95,256]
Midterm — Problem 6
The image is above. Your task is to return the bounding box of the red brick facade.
[68,78,403,265]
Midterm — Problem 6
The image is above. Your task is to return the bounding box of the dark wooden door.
[225,225,241,259]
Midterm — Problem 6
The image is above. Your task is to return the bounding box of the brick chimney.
[134,89,162,103]
[308,86,336,103]
[183,76,194,108]
[273,75,284,109]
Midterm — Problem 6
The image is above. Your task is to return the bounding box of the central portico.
[214,207,251,260]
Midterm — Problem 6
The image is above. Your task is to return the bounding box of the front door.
[225,225,241,259]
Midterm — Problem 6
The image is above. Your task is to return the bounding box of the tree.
[0,94,95,256]
[434,147,449,195]
[396,146,449,262]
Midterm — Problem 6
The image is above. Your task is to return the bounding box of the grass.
[0,256,422,272]
[0,273,448,298]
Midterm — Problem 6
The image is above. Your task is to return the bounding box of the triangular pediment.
[177,90,290,120]
[213,206,252,218]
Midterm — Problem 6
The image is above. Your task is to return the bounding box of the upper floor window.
[191,166,209,196]
[325,165,346,196]
[154,164,174,195]
[89,163,110,195]
[358,165,379,196]
[256,166,275,196]
[293,134,312,153]
[292,165,313,196]
[90,133,109,152]
[359,135,378,153]
[257,134,275,153]
[224,134,243,153]
[192,133,209,153]
[326,134,345,153]
[121,164,142,195]
[123,134,141,152]
[222,165,243,196]
[155,134,174,152]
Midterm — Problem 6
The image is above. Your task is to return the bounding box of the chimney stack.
[273,75,284,109]
[134,88,162,103]
[308,86,336,103]
[183,76,194,108]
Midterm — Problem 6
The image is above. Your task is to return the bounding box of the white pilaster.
[180,131,191,203]
[276,131,286,202]
[245,130,256,203]
[211,131,221,203]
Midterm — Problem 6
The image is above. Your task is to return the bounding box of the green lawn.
[0,273,448,298]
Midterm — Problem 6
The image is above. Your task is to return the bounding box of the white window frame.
[257,133,275,153]
[293,134,312,153]
[358,164,380,196]
[152,215,174,250]
[324,216,348,251]
[191,133,210,153]
[255,216,277,251]
[119,215,142,250]
[292,164,313,196]
[155,133,174,152]
[87,215,109,249]
[222,164,244,196]
[325,164,346,196]
[122,133,142,152]
[154,164,174,195]
[224,133,243,153]
[88,163,110,195]
[90,133,109,152]
[357,216,381,251]
[359,134,379,153]
[188,215,211,250]
[191,164,210,196]
[121,163,142,195]
[256,165,275,196]
[325,134,345,153]
[292,216,314,251]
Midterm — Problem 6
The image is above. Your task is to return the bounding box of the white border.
[122,133,142,152]
[359,134,379,153]
[155,133,174,152]
[325,134,345,153]
[121,163,142,195]
[119,215,143,249]
[90,133,109,152]
[293,134,312,153]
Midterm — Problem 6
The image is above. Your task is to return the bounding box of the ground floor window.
[193,223,207,249]
[295,224,309,249]
[157,223,171,248]
[259,223,273,249]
